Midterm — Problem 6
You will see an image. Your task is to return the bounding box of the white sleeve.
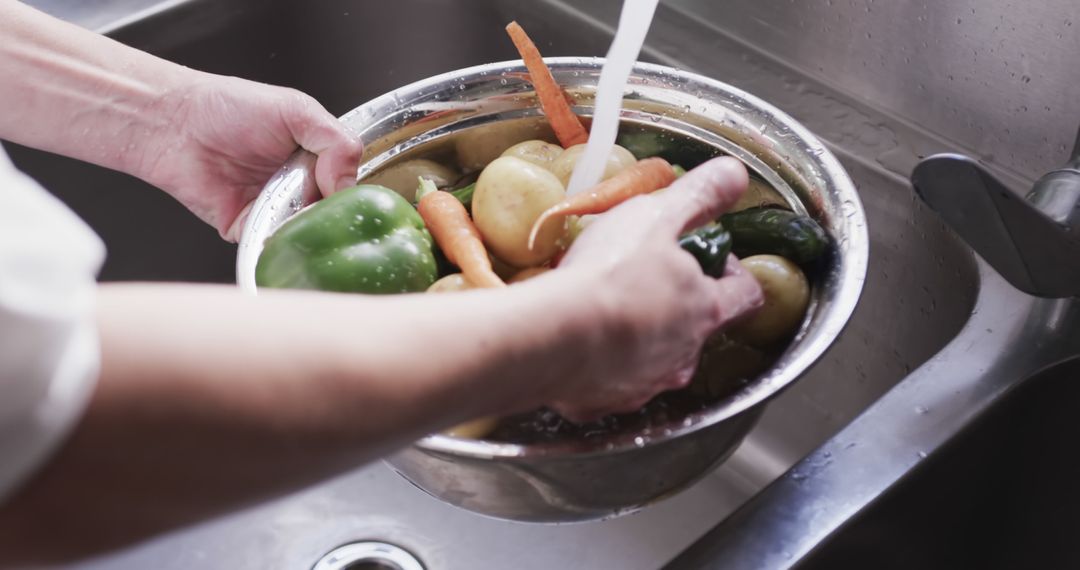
[0,147,105,504]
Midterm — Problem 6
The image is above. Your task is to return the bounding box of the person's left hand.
[140,73,364,241]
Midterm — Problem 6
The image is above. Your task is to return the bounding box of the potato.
[508,266,551,284]
[549,143,636,187]
[688,334,768,399]
[444,416,499,440]
[731,177,789,212]
[454,120,550,172]
[730,255,811,346]
[565,214,597,245]
[364,159,459,202]
[426,273,475,293]
[472,156,567,268]
[501,139,564,170]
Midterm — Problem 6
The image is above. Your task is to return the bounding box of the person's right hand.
[547,156,764,422]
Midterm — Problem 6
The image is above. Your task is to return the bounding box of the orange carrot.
[418,191,506,289]
[505,21,589,148]
[527,157,676,250]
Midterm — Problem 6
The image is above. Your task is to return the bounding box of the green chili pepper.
[679,223,733,278]
[255,184,438,294]
[416,177,475,209]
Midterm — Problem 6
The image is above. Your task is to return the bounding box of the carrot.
[418,191,506,289]
[527,157,676,250]
[505,21,589,148]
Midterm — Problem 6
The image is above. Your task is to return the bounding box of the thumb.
[656,156,749,235]
[284,97,364,197]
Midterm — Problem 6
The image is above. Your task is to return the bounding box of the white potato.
[730,255,810,346]
[455,120,549,172]
[472,156,567,268]
[426,273,475,293]
[549,143,636,187]
[444,417,499,440]
[364,159,458,202]
[564,214,597,246]
[688,334,768,398]
[500,139,564,170]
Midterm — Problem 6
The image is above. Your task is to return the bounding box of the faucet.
[911,127,1080,298]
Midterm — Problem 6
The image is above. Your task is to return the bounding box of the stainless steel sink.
[11,0,1074,568]
[796,355,1080,569]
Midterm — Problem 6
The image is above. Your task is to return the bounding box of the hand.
[142,73,364,241]
[549,157,764,421]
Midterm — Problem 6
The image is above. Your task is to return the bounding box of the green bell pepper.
[255,184,438,294]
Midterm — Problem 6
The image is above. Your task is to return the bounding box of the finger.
[660,361,699,391]
[656,156,748,236]
[712,255,764,328]
[222,201,255,243]
[283,95,364,197]
[554,393,654,424]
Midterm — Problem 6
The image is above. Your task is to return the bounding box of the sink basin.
[799,355,1080,569]
[9,0,982,567]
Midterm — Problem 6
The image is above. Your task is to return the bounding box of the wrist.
[119,65,207,188]
[498,268,605,408]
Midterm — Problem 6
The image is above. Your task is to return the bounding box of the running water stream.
[564,0,660,197]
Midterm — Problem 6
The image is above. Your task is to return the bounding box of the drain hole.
[343,562,401,570]
[313,541,424,570]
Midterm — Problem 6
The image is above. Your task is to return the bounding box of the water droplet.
[914,405,929,415]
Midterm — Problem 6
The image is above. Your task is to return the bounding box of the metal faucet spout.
[911,127,1080,298]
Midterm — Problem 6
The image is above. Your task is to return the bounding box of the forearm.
[0,0,193,178]
[0,278,591,561]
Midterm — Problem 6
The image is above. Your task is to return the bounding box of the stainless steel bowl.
[236,58,868,522]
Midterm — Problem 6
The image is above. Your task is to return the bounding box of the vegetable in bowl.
[253,21,832,445]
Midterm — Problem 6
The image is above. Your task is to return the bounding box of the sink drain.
[312,541,424,570]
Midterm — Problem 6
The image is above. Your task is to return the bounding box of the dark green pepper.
[447,182,476,208]
[721,207,829,265]
[416,178,475,209]
[256,184,438,294]
[679,224,733,277]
